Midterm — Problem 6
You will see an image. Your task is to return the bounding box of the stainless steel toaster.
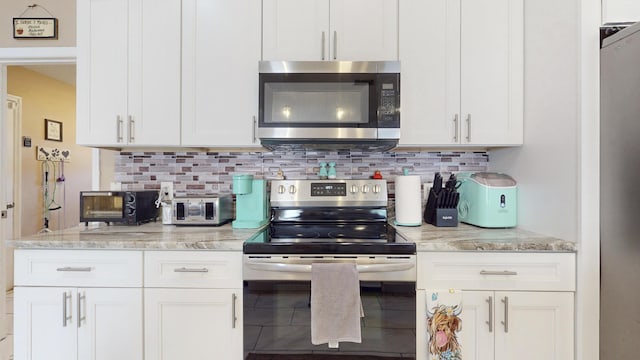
[171,195,233,226]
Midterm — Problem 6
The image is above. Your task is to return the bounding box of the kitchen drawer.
[417,252,575,291]
[144,251,242,288]
[14,249,143,287]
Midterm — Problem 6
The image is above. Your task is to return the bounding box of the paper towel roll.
[395,175,423,226]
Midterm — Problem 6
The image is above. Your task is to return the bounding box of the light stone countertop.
[7,222,259,251]
[394,222,576,252]
[8,221,576,253]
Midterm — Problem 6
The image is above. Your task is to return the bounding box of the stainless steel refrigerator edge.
[600,21,640,358]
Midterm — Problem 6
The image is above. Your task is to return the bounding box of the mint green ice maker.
[456,172,517,228]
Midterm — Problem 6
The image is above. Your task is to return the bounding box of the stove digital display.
[310,183,347,196]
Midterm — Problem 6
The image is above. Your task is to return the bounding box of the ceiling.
[21,64,76,87]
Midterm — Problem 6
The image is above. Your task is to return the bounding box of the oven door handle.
[244,261,414,273]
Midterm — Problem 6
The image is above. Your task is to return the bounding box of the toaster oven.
[80,190,159,225]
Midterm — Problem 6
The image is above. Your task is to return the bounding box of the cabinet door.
[182,0,262,147]
[77,288,143,360]
[127,0,181,146]
[603,0,640,23]
[77,0,129,146]
[262,0,329,61]
[494,292,573,360]
[330,0,398,61]
[144,288,242,360]
[77,0,181,146]
[398,0,460,145]
[14,287,77,360]
[459,0,523,145]
[459,291,494,360]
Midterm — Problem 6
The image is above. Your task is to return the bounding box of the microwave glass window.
[82,196,124,218]
[264,82,369,124]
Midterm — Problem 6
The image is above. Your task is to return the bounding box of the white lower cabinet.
[144,288,242,360]
[143,251,243,360]
[459,290,574,360]
[417,252,575,360]
[13,250,143,360]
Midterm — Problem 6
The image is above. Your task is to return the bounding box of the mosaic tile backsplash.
[115,150,489,201]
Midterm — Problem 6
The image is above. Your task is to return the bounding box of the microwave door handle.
[245,261,414,273]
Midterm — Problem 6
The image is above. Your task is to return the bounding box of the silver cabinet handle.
[174,267,209,273]
[232,293,238,328]
[57,267,92,272]
[501,296,509,333]
[453,114,459,142]
[486,296,493,332]
[117,115,124,143]
[62,292,71,327]
[252,116,257,143]
[465,114,471,142]
[480,270,518,276]
[128,115,135,143]
[333,31,337,60]
[321,31,326,60]
[77,292,86,328]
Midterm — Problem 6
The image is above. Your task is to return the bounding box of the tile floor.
[243,282,416,359]
[0,291,13,360]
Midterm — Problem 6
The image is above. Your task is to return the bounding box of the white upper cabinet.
[399,0,523,146]
[262,0,398,61]
[181,0,262,147]
[602,0,640,24]
[77,0,181,147]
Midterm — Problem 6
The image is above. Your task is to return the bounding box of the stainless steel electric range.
[243,179,417,358]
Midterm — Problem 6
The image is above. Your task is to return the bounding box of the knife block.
[423,189,459,227]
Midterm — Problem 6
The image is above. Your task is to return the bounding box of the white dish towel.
[311,262,364,348]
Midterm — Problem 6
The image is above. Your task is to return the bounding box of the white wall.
[490,0,580,242]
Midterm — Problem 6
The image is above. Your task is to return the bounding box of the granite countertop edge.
[8,222,577,253]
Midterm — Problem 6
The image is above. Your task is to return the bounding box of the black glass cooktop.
[243,224,416,255]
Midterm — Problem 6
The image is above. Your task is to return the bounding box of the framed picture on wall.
[45,119,62,142]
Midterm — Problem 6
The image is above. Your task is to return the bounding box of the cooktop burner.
[243,224,416,255]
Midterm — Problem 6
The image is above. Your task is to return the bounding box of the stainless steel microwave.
[258,61,400,150]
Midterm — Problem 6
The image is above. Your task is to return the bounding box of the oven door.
[79,192,125,223]
[243,255,416,358]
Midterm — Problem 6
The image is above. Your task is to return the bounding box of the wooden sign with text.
[13,18,58,39]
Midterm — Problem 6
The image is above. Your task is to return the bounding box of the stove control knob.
[373,185,381,193]
[350,185,358,194]
[362,185,370,193]
[278,185,286,194]
[289,185,297,194]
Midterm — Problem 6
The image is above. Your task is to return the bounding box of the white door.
[77,288,143,360]
[329,0,398,61]
[144,288,242,360]
[14,287,78,360]
[181,0,261,147]
[459,0,523,145]
[459,291,494,360]
[4,96,18,290]
[494,291,574,360]
[262,0,330,61]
